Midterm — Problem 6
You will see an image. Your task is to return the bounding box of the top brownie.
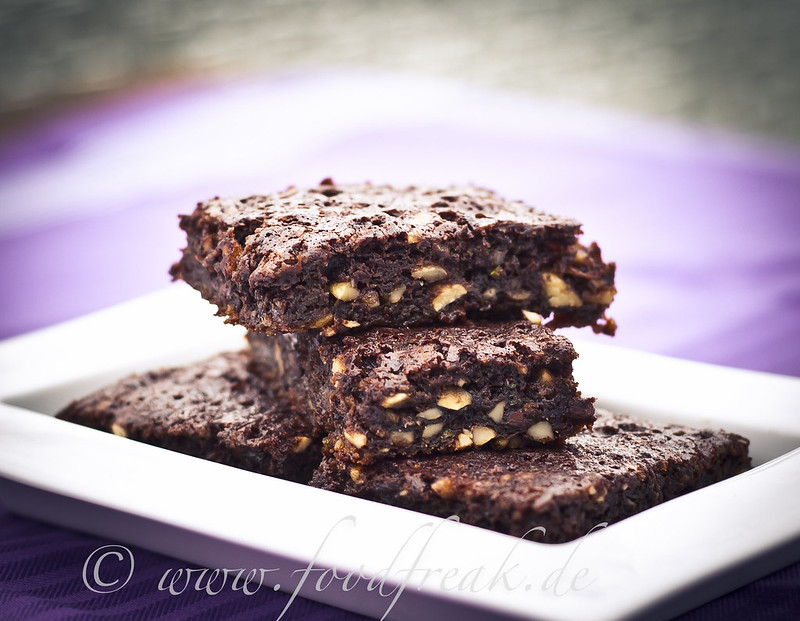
[170,179,616,335]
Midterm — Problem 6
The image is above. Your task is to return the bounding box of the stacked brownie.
[58,179,751,542]
[246,324,596,464]
[172,179,614,464]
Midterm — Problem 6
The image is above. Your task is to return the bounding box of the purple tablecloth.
[1,72,799,619]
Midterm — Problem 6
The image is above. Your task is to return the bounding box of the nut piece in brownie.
[56,352,321,483]
[171,179,616,336]
[247,321,595,465]
[310,411,751,543]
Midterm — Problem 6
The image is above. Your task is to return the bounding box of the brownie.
[55,352,322,483]
[170,179,616,336]
[247,321,595,465]
[310,411,751,543]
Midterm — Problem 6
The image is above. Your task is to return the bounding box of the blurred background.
[2,0,800,142]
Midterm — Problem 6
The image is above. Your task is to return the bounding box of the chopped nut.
[456,431,474,449]
[411,210,436,225]
[362,290,380,309]
[490,249,506,264]
[411,265,448,282]
[584,287,616,306]
[386,285,406,304]
[344,430,368,448]
[456,378,467,387]
[507,290,532,301]
[431,477,456,500]
[382,392,410,408]
[111,423,127,438]
[482,287,497,299]
[574,247,589,264]
[432,284,467,311]
[494,436,509,449]
[349,467,362,483]
[342,319,361,328]
[489,266,502,277]
[527,421,555,442]
[417,407,443,420]
[538,369,554,386]
[273,343,285,376]
[422,423,444,438]
[541,273,582,307]
[390,430,415,446]
[437,386,472,410]
[487,400,506,423]
[293,436,313,453]
[407,232,421,244]
[587,484,597,496]
[329,281,360,301]
[333,439,344,451]
[309,314,334,329]
[331,356,346,375]
[471,426,497,446]
[398,489,409,497]
[521,309,543,325]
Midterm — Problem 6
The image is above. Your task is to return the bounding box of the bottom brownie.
[310,410,751,542]
[56,351,322,483]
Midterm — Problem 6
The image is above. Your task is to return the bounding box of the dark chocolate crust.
[310,410,751,543]
[171,179,616,336]
[247,321,595,465]
[56,352,322,483]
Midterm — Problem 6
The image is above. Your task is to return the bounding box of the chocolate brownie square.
[171,179,616,336]
[247,320,595,465]
[56,352,322,483]
[310,411,751,542]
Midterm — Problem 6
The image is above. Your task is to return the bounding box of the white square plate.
[1,286,799,621]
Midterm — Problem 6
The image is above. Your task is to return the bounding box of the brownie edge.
[56,351,322,483]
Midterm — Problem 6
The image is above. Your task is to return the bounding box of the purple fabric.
[1,499,797,621]
[0,502,369,621]
[1,72,799,619]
